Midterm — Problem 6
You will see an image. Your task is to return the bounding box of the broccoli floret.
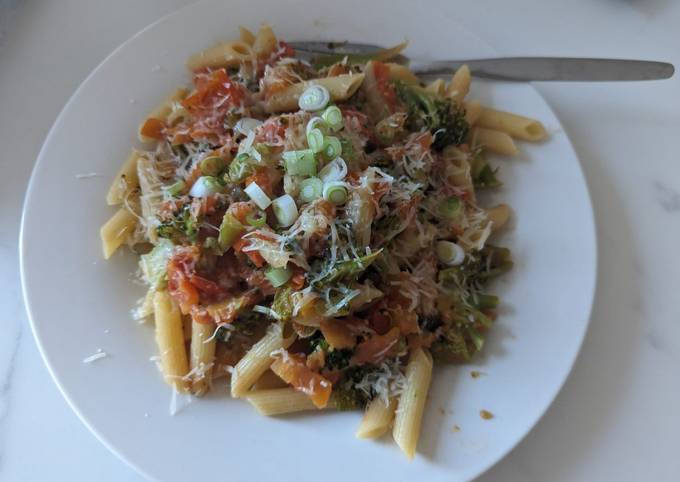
[332,386,364,411]
[395,82,469,150]
[309,335,353,370]
[157,204,198,243]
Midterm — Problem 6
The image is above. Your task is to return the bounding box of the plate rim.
[19,2,598,480]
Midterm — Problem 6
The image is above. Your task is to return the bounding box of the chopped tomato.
[183,69,246,116]
[368,309,391,335]
[244,167,275,197]
[227,202,255,224]
[319,318,357,349]
[271,352,332,408]
[352,327,401,365]
[139,118,166,140]
[232,235,266,268]
[372,61,398,111]
[167,248,201,314]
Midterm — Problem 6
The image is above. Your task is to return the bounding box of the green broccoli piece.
[157,204,198,243]
[395,82,469,150]
[312,249,383,289]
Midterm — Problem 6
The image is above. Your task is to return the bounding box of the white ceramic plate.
[20,1,597,480]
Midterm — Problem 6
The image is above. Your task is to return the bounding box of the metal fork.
[288,41,674,81]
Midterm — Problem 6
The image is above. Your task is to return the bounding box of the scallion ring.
[322,181,348,205]
[199,156,224,176]
[306,116,327,135]
[272,194,299,227]
[234,117,263,136]
[265,266,293,288]
[189,176,223,197]
[318,157,348,183]
[165,180,185,196]
[282,149,317,176]
[321,136,342,160]
[298,85,330,112]
[307,128,325,153]
[245,210,267,228]
[298,177,323,202]
[436,240,466,266]
[244,181,272,210]
[322,105,343,131]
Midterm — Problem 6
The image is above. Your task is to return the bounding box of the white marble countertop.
[1,1,679,480]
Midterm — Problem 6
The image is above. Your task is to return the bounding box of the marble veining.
[653,181,680,213]
[0,324,22,469]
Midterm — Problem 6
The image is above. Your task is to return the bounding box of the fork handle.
[412,57,675,81]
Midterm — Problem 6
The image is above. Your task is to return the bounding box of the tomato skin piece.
[271,352,332,408]
[352,327,401,365]
[139,118,166,140]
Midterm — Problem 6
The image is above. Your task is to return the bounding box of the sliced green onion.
[238,130,256,154]
[307,128,325,153]
[228,152,254,182]
[473,293,499,310]
[306,116,327,135]
[439,196,463,220]
[322,105,343,131]
[318,157,348,183]
[199,156,224,176]
[322,181,348,205]
[244,181,272,210]
[298,85,330,112]
[282,150,317,176]
[218,212,244,249]
[321,136,342,160]
[299,177,323,202]
[245,210,267,228]
[189,176,223,197]
[265,266,293,288]
[436,240,465,266]
[164,180,185,196]
[234,117,263,136]
[272,194,299,227]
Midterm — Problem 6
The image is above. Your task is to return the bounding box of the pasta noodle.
[471,127,519,156]
[393,348,433,459]
[153,290,189,393]
[100,207,137,259]
[230,323,295,398]
[246,388,332,416]
[447,64,471,104]
[356,398,397,439]
[138,88,189,143]
[476,106,547,141]
[186,41,253,72]
[190,318,217,396]
[106,150,142,205]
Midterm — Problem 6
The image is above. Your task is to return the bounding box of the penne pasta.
[393,348,433,459]
[138,88,189,143]
[372,41,408,62]
[106,150,142,205]
[463,100,482,126]
[230,323,295,398]
[252,369,289,390]
[471,127,519,156]
[190,318,217,396]
[424,78,446,97]
[487,203,511,232]
[447,64,471,104]
[264,74,365,113]
[153,290,190,393]
[246,388,331,416]
[238,25,256,45]
[100,207,138,259]
[476,107,547,142]
[252,24,277,59]
[356,398,397,439]
[386,63,420,85]
[186,41,253,72]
